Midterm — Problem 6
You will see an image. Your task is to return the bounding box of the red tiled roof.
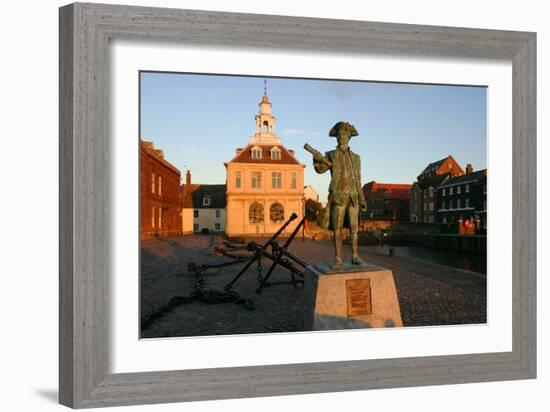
[420,156,449,175]
[228,144,300,165]
[418,155,464,181]
[363,181,412,199]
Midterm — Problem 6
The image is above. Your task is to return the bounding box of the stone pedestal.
[298,263,403,330]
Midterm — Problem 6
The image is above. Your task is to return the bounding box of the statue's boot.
[333,256,343,268]
[351,255,366,265]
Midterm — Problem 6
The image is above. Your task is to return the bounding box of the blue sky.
[140,72,486,202]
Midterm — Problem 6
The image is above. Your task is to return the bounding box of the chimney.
[235,148,243,155]
[466,164,473,175]
[186,170,191,186]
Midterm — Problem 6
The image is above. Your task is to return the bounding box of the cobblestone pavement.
[140,235,486,338]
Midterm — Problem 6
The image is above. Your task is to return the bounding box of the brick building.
[140,140,182,239]
[362,181,412,221]
[409,155,464,223]
[436,164,487,231]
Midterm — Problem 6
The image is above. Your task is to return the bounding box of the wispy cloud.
[282,129,305,137]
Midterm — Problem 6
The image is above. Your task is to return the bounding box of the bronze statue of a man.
[307,121,366,267]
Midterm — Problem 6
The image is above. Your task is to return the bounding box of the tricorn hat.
[329,121,359,138]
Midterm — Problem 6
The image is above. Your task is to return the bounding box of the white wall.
[1,1,547,411]
[194,208,227,232]
[182,208,194,234]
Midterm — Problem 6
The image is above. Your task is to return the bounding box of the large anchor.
[224,212,308,294]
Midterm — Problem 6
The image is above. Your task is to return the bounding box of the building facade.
[225,89,305,236]
[362,181,412,221]
[436,165,487,231]
[191,184,227,233]
[304,185,319,202]
[140,140,182,239]
[180,170,199,234]
[409,155,464,223]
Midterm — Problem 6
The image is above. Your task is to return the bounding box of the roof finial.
[264,79,267,96]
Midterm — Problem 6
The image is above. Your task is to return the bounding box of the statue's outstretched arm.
[304,143,331,174]
[313,158,330,174]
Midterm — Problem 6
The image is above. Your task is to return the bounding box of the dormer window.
[202,195,211,206]
[251,146,262,159]
[270,147,281,160]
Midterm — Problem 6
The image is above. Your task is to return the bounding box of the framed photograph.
[59,2,536,408]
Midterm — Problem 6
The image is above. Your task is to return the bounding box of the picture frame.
[59,2,536,408]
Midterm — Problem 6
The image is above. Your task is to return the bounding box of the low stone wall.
[308,220,396,239]
[359,220,394,232]
[305,221,334,240]
[306,220,445,242]
[357,221,485,252]
[387,222,446,235]
[304,220,475,249]
[359,220,453,235]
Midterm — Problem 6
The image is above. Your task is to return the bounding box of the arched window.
[263,121,269,133]
[249,202,264,224]
[270,202,285,223]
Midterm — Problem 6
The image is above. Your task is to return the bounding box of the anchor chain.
[141,257,255,331]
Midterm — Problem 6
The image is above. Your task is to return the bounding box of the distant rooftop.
[438,169,487,188]
[363,181,412,199]
[190,184,227,209]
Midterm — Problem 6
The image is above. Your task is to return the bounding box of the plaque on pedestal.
[298,263,403,330]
